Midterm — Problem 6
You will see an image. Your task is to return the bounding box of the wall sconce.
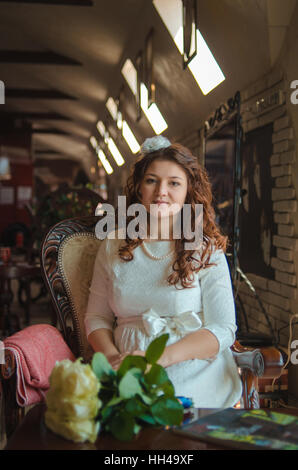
[122,58,168,135]
[144,28,155,107]
[182,0,197,69]
[89,134,114,175]
[135,50,143,122]
[105,95,140,154]
[136,28,156,118]
[116,86,125,131]
[95,121,125,167]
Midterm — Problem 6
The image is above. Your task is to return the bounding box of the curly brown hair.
[115,142,228,289]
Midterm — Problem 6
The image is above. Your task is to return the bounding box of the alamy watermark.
[290,80,298,104]
[290,340,298,364]
[0,340,4,364]
[0,80,4,104]
[95,196,203,250]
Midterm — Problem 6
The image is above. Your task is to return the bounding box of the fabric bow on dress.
[142,308,202,337]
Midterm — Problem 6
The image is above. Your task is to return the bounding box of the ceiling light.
[121,59,137,95]
[89,136,98,149]
[122,121,140,154]
[117,111,123,130]
[185,28,225,95]
[97,149,113,175]
[96,121,106,137]
[122,59,168,135]
[153,0,225,95]
[140,83,168,134]
[106,94,140,153]
[107,138,125,166]
[106,97,118,121]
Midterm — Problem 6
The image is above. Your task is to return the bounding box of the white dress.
[84,233,243,408]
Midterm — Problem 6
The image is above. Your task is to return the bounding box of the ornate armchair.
[0,216,284,439]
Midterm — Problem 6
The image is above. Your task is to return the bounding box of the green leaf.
[134,423,142,434]
[145,364,169,386]
[100,405,114,423]
[138,392,154,405]
[118,370,143,399]
[138,414,157,425]
[145,334,169,365]
[151,397,184,426]
[128,367,144,380]
[91,352,115,381]
[106,396,124,407]
[158,380,175,397]
[117,355,147,378]
[109,410,136,441]
[125,397,148,416]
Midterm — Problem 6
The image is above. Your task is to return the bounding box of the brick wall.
[239,70,297,348]
[176,68,297,349]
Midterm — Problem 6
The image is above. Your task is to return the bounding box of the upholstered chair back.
[40,216,103,361]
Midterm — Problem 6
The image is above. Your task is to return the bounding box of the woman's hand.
[108,349,172,371]
[132,349,171,368]
[131,350,146,358]
[107,352,130,370]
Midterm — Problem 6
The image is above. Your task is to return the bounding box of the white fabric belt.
[116,308,202,337]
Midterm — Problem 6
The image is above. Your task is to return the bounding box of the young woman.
[84,136,242,408]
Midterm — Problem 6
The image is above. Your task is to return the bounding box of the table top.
[5,404,298,451]
[0,262,41,279]
[5,404,221,451]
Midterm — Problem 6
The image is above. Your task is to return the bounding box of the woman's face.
[138,158,188,219]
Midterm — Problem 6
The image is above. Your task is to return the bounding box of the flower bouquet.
[44,334,185,443]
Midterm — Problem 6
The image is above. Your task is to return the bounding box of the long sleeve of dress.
[84,239,115,338]
[198,248,237,354]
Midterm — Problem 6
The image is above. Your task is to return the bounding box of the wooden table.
[5,404,298,451]
[0,262,41,336]
[4,404,220,451]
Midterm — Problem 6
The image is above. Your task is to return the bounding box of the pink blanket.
[3,324,75,407]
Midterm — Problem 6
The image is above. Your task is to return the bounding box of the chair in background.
[0,216,284,438]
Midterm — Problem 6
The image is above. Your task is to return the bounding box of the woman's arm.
[155,248,237,368]
[87,328,119,360]
[85,239,120,365]
[159,328,219,367]
[88,329,134,369]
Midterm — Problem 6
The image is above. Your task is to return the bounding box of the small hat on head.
[141,136,171,155]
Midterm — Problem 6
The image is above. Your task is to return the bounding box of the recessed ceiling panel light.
[106,97,118,121]
[122,59,168,135]
[121,59,138,95]
[90,136,98,149]
[97,149,113,175]
[107,138,125,166]
[96,121,106,137]
[153,0,225,95]
[140,84,168,134]
[122,121,140,154]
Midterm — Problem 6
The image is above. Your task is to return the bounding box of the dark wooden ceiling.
[1,0,291,181]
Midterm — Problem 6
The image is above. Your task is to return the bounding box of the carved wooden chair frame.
[0,216,284,439]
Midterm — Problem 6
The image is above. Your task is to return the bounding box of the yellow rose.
[45,358,101,443]
[45,410,100,444]
[45,395,101,421]
[48,358,100,398]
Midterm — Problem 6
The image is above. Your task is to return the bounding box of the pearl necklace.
[142,241,175,260]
